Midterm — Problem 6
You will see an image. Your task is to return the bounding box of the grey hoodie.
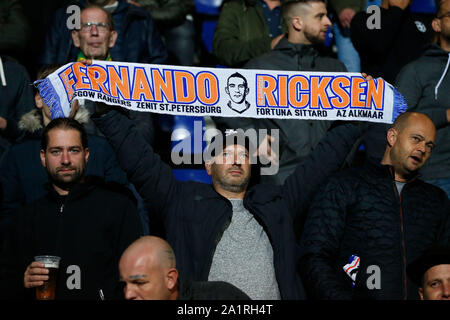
[395,43,450,180]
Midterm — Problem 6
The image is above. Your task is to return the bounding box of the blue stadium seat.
[410,0,437,14]
[172,169,212,183]
[171,115,211,183]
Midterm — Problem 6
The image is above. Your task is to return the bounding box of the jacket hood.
[422,42,450,57]
[18,107,91,133]
[422,43,450,100]
[274,38,321,67]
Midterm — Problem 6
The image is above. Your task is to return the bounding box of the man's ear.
[166,268,178,291]
[109,30,118,48]
[386,128,397,147]
[84,147,90,164]
[245,87,249,96]
[35,94,43,109]
[205,160,212,176]
[432,18,441,33]
[292,16,304,31]
[418,287,424,300]
[40,149,47,168]
[72,30,81,48]
[225,87,229,95]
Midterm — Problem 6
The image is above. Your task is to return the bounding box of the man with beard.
[0,118,143,299]
[299,112,450,300]
[89,86,370,299]
[214,0,349,187]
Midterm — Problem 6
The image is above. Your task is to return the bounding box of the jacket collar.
[364,157,421,183]
[45,175,100,202]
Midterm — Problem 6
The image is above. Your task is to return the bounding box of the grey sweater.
[395,43,450,180]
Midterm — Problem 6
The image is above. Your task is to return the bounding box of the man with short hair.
[215,0,348,186]
[395,0,450,197]
[0,118,143,299]
[71,5,118,61]
[90,88,369,299]
[407,246,450,300]
[0,65,127,242]
[119,236,250,300]
[299,112,450,300]
[39,0,167,69]
[225,73,251,114]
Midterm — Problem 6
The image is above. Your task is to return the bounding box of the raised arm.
[91,108,180,218]
[283,121,364,221]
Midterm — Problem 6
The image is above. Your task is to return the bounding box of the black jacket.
[351,5,433,84]
[0,108,128,241]
[299,160,450,300]
[0,56,34,153]
[38,0,168,70]
[0,177,143,300]
[92,109,364,300]
[178,279,250,300]
[395,43,450,180]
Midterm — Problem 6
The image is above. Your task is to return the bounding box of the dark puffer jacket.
[299,160,450,300]
[38,0,167,69]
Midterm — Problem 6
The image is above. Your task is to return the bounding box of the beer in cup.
[34,255,60,300]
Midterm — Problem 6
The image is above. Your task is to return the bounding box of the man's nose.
[61,151,71,164]
[442,282,450,298]
[417,142,426,154]
[90,24,99,35]
[124,285,136,300]
[324,16,332,28]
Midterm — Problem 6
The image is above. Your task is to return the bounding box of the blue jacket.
[38,0,168,69]
[92,109,364,299]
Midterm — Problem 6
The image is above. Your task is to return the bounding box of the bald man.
[119,236,250,300]
[299,112,450,300]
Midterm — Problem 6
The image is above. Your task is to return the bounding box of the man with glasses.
[394,0,450,198]
[69,5,157,235]
[38,0,167,69]
[71,5,118,61]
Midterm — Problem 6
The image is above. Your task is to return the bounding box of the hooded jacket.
[92,108,365,300]
[0,176,143,300]
[38,0,168,70]
[299,160,450,300]
[0,107,127,239]
[216,38,346,185]
[395,43,450,180]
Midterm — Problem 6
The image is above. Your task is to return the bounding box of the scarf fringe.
[34,79,65,119]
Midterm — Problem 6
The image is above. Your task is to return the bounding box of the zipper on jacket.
[60,204,64,213]
[392,179,408,300]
